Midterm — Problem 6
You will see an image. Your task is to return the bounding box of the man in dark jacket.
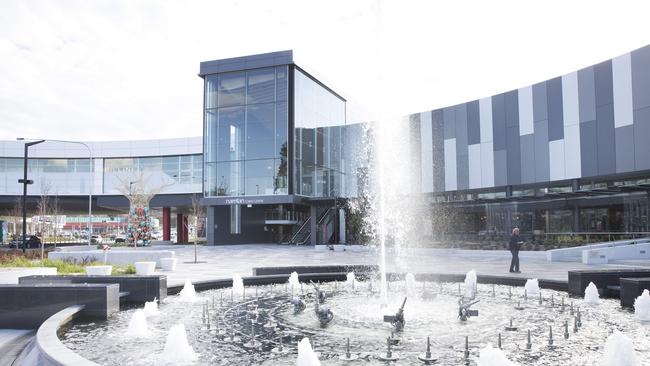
[509,228,523,273]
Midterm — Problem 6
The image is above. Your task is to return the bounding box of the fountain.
[232,273,244,298]
[125,309,150,338]
[477,344,518,366]
[603,330,638,366]
[160,323,197,364]
[634,289,650,322]
[584,282,600,305]
[458,299,480,321]
[296,338,320,366]
[345,272,355,291]
[464,270,477,299]
[288,271,300,294]
[143,298,160,317]
[405,272,417,298]
[383,297,407,331]
[177,280,197,302]
[524,278,540,295]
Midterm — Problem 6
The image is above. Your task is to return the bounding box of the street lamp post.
[18,139,45,253]
[18,138,94,246]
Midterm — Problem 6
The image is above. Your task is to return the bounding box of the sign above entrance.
[201,195,307,206]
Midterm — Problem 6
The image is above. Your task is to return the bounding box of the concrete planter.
[86,265,112,276]
[160,258,178,271]
[134,262,156,275]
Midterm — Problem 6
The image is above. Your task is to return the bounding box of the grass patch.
[1,251,139,275]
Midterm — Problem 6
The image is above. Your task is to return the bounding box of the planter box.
[86,265,112,276]
[160,258,177,271]
[134,262,156,276]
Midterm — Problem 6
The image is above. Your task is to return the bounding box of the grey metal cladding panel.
[492,94,506,150]
[578,66,596,123]
[467,100,481,144]
[454,104,468,151]
[634,107,650,170]
[533,120,549,182]
[615,125,635,173]
[580,120,598,177]
[596,103,616,175]
[494,149,507,187]
[594,60,614,107]
[532,82,548,122]
[456,154,469,190]
[443,107,456,139]
[519,134,536,184]
[432,110,445,192]
[506,126,521,185]
[504,90,519,128]
[199,50,293,76]
[632,45,650,110]
[546,77,564,141]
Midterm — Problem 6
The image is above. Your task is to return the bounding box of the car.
[8,235,42,249]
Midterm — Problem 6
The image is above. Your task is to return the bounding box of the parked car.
[90,235,103,244]
[8,235,42,249]
[113,235,126,243]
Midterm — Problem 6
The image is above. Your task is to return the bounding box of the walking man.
[509,228,523,273]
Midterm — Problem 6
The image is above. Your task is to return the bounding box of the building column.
[206,207,215,246]
[339,208,346,244]
[573,207,580,233]
[310,205,317,246]
[162,207,171,241]
[176,214,184,243]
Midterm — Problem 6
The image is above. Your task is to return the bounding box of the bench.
[19,275,166,303]
[620,277,650,308]
[568,269,650,296]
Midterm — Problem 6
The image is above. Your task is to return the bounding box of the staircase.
[280,206,336,245]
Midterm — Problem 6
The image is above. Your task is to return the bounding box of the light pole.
[18,139,45,253]
[18,138,94,246]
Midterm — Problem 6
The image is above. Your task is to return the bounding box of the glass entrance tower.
[199,50,346,245]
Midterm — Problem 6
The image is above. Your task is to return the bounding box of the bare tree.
[37,181,52,259]
[190,193,206,263]
[114,171,175,247]
[51,192,61,248]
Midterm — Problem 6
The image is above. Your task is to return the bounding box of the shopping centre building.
[1,45,649,245]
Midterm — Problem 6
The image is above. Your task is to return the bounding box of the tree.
[37,180,52,259]
[190,193,206,263]
[51,192,61,248]
[113,171,174,247]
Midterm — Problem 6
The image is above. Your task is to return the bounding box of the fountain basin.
[85,265,112,276]
[59,275,649,365]
[134,262,156,275]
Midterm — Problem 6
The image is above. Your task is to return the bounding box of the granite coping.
[36,305,99,366]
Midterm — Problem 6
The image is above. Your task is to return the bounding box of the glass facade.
[204,66,288,197]
[0,157,92,195]
[293,68,346,197]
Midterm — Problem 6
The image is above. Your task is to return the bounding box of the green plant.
[112,264,136,275]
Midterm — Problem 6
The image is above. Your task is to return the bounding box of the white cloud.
[0,0,649,141]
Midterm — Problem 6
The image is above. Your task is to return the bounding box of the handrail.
[36,304,99,366]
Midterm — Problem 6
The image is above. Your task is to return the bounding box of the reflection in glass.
[247,68,275,104]
[218,71,245,107]
[245,159,275,195]
[218,107,245,161]
[205,75,219,109]
[246,103,275,160]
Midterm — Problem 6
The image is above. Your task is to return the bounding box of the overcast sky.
[1,0,650,141]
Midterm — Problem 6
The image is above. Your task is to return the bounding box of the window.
[218,71,245,107]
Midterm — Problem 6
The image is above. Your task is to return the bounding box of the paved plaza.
[153,244,650,287]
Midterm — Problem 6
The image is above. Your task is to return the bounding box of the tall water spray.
[405,272,417,298]
[345,272,355,291]
[232,273,245,298]
[126,309,150,338]
[477,344,519,366]
[603,331,638,366]
[584,282,600,305]
[288,271,300,294]
[178,280,197,302]
[634,289,650,322]
[143,298,160,317]
[464,270,478,299]
[296,337,320,366]
[524,279,540,295]
[161,324,197,364]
